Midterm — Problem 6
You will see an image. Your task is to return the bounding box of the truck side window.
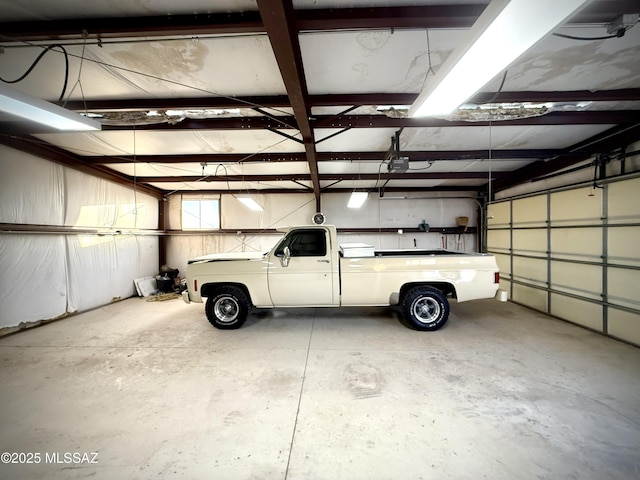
[275,230,327,257]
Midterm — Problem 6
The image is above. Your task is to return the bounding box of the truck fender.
[200,282,253,306]
[399,282,457,302]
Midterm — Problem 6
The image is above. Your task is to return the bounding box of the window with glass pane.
[182,199,220,229]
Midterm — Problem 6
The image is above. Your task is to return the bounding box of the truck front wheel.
[205,286,249,329]
[402,287,449,331]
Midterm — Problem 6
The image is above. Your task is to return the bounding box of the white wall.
[0,145,159,329]
[166,191,479,274]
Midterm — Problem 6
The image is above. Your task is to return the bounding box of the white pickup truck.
[183,225,501,331]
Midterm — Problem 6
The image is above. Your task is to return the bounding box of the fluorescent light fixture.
[0,83,101,131]
[237,197,263,211]
[409,0,590,117]
[347,191,368,209]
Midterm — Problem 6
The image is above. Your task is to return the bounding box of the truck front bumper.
[182,290,191,304]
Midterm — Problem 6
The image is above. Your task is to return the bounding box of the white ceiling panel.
[0,0,258,21]
[317,159,533,176]
[150,180,313,191]
[400,125,615,151]
[35,130,305,156]
[320,161,388,175]
[300,29,465,94]
[315,128,398,152]
[504,26,640,92]
[105,161,311,177]
[0,35,285,101]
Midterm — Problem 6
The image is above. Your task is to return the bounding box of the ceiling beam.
[63,96,292,112]
[311,111,640,128]
[82,149,560,164]
[0,1,634,41]
[0,134,164,198]
[469,89,640,104]
[132,172,501,183]
[296,1,640,30]
[171,185,481,195]
[61,89,640,112]
[0,12,264,41]
[493,121,640,192]
[257,0,320,206]
[295,4,487,30]
[84,111,640,132]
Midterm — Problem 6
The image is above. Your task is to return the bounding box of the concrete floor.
[0,298,639,480]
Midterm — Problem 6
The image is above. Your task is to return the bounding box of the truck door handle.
[317,259,330,263]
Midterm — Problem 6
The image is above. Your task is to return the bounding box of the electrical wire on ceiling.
[0,36,296,123]
[553,32,623,41]
[0,33,270,49]
[132,124,138,228]
[418,28,436,91]
[553,23,637,41]
[160,132,302,197]
[62,36,88,111]
[408,161,434,171]
[0,44,69,102]
[484,69,509,205]
[161,130,303,197]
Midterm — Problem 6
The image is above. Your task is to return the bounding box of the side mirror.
[281,247,291,267]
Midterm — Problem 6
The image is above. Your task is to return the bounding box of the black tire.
[205,286,250,330]
[401,286,449,331]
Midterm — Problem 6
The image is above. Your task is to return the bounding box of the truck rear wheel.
[205,286,249,329]
[402,286,449,331]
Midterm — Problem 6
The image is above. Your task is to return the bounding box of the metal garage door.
[487,175,640,346]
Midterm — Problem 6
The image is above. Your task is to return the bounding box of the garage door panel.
[487,201,510,227]
[608,177,640,224]
[550,294,602,332]
[513,229,546,255]
[608,226,640,267]
[494,253,511,276]
[608,308,640,346]
[512,195,546,227]
[550,188,602,225]
[487,229,510,251]
[550,262,601,301]
[550,228,601,259]
[608,267,640,311]
[513,256,547,283]
[513,284,547,311]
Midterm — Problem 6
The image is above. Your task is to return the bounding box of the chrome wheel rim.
[412,296,440,324]
[214,296,239,323]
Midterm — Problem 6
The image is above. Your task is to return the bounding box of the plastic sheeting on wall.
[0,145,159,229]
[64,167,158,229]
[0,235,68,327]
[0,145,160,329]
[66,236,154,313]
[0,146,65,225]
